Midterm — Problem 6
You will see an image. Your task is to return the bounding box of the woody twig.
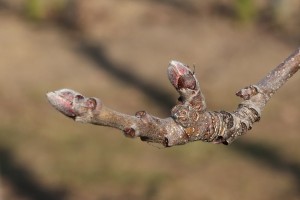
[47,48,300,147]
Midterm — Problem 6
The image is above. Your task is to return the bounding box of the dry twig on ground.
[47,48,300,147]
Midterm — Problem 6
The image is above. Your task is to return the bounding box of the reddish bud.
[236,85,258,100]
[177,73,196,90]
[46,89,78,118]
[168,60,197,90]
[86,98,97,110]
[135,110,147,118]
[123,127,136,138]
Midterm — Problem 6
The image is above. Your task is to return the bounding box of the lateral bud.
[123,127,136,138]
[236,85,259,100]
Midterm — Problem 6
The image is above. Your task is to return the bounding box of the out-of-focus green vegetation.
[19,0,300,39]
[233,0,257,23]
[25,0,44,21]
[24,0,68,21]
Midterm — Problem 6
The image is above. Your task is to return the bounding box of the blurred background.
[0,0,300,199]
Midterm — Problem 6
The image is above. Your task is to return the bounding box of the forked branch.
[47,48,300,147]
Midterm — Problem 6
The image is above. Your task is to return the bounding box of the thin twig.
[47,48,300,147]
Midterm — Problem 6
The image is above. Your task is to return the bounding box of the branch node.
[135,111,146,118]
[123,127,136,138]
[236,85,259,100]
[86,98,97,110]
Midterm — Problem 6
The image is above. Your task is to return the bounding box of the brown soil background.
[0,1,300,200]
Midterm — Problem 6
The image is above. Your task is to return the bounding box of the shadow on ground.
[77,38,175,113]
[232,140,300,194]
[0,147,69,200]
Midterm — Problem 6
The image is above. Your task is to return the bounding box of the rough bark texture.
[47,48,300,147]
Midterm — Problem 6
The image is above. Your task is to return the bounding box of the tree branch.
[46,48,300,147]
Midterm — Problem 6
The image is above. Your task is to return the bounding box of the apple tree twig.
[46,48,300,147]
